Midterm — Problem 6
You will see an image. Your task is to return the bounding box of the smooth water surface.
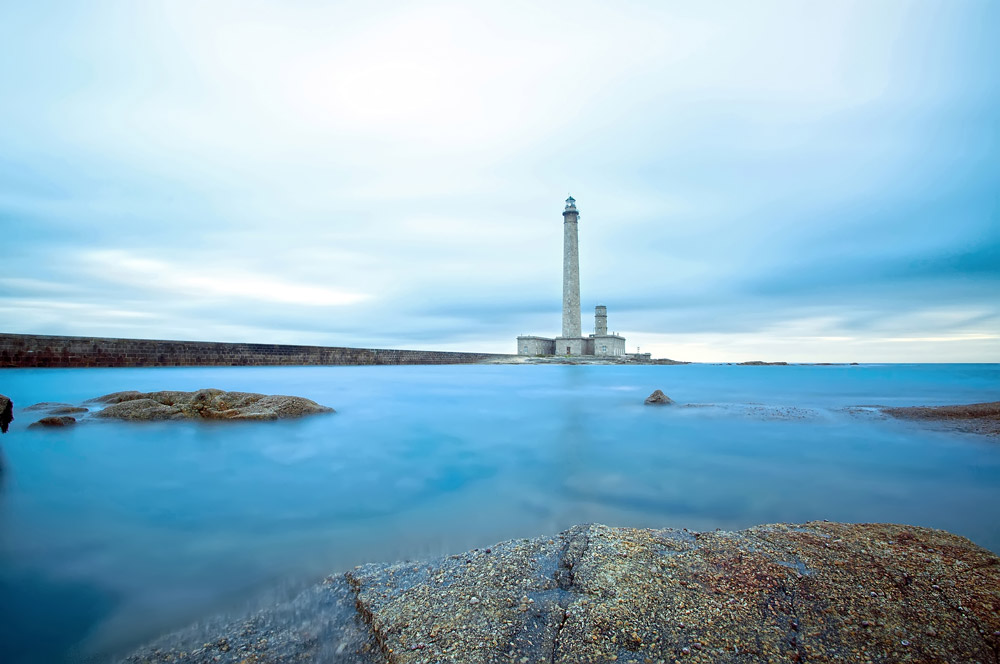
[0,364,998,662]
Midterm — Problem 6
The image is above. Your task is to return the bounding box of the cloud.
[0,1,997,360]
[76,250,369,308]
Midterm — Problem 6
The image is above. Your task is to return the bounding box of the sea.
[0,363,998,663]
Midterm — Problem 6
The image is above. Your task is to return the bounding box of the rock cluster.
[92,389,334,421]
[123,521,1000,664]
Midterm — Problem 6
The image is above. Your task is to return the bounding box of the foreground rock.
[92,389,334,421]
[644,389,674,405]
[0,393,11,433]
[28,415,77,428]
[124,521,1000,664]
[884,401,1000,437]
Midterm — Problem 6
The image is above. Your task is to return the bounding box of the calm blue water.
[0,364,998,663]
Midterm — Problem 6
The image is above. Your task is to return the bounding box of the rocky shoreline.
[123,521,1000,664]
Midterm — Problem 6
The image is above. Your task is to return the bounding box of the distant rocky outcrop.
[28,416,76,429]
[122,521,1000,664]
[91,389,334,422]
[883,401,1000,437]
[0,393,12,433]
[736,361,789,366]
[644,389,674,405]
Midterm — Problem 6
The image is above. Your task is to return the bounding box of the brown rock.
[28,415,76,428]
[644,389,674,405]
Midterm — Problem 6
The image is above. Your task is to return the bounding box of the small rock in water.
[49,406,89,415]
[28,416,76,428]
[644,389,674,405]
[25,402,81,412]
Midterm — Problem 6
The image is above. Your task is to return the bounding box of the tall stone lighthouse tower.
[557,195,583,355]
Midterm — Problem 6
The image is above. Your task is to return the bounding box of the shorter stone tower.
[595,305,608,335]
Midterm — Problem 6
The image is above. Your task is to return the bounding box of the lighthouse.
[516,196,627,357]
[558,196,583,353]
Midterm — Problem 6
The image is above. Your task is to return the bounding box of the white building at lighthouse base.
[517,307,626,357]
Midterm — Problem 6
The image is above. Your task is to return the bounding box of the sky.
[1,1,998,362]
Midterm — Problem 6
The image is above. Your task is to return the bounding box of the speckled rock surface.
[123,521,1000,664]
[91,389,335,422]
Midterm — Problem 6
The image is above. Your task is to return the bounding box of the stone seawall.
[0,334,513,368]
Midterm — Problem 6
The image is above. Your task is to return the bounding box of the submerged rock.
[25,401,71,411]
[644,389,674,405]
[0,393,11,433]
[92,389,334,422]
[122,521,1000,663]
[50,406,89,415]
[28,415,76,428]
[25,402,88,415]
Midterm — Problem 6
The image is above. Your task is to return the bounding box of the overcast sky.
[1,1,997,362]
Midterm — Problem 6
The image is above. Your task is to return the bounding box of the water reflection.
[0,364,996,663]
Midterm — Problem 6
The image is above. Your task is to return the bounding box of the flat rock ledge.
[883,401,1000,437]
[123,521,1000,664]
[92,389,334,422]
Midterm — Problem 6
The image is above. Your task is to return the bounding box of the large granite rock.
[0,393,11,433]
[91,389,334,422]
[123,521,1000,663]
